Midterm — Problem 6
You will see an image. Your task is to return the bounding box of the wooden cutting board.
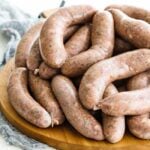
[0,58,150,150]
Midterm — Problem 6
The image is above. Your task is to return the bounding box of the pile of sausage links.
[7,4,150,143]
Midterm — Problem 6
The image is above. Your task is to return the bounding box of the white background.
[0,0,150,149]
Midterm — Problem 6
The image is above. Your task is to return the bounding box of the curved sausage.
[51,75,104,140]
[40,5,96,68]
[27,39,42,71]
[15,21,44,67]
[26,25,79,72]
[103,84,125,143]
[62,11,114,77]
[99,86,150,116]
[29,72,65,126]
[64,25,79,42]
[38,25,91,79]
[127,70,150,139]
[109,9,150,48]
[127,70,150,90]
[7,68,51,128]
[105,4,150,23]
[79,49,150,110]
[127,114,150,139]
[65,24,91,57]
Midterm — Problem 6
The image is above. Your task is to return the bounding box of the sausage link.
[64,25,79,42]
[79,49,150,110]
[26,25,79,72]
[105,4,150,23]
[127,114,150,139]
[62,11,114,77]
[127,70,150,90]
[38,25,91,79]
[7,68,51,128]
[99,85,150,116]
[109,9,150,48]
[103,84,125,143]
[65,24,91,57]
[127,70,150,139]
[29,72,65,126]
[15,21,44,67]
[51,75,104,140]
[27,39,42,71]
[40,5,96,68]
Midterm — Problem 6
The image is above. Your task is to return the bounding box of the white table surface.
[0,0,150,149]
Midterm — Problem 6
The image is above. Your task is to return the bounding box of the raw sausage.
[27,39,42,71]
[103,84,125,143]
[7,68,51,128]
[40,5,96,68]
[65,24,91,57]
[51,75,104,140]
[99,86,150,116]
[62,11,114,77]
[109,9,150,48]
[15,21,44,67]
[29,72,65,126]
[79,49,150,110]
[127,70,150,139]
[105,4,150,23]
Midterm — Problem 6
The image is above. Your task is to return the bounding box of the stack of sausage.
[7,4,150,143]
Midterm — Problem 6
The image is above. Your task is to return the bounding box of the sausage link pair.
[40,5,96,68]
[127,71,150,139]
[29,72,65,126]
[27,25,79,72]
[62,11,114,77]
[99,85,150,116]
[105,4,150,23]
[103,84,125,143]
[7,68,51,128]
[15,21,44,67]
[38,24,91,79]
[51,75,104,140]
[109,9,150,48]
[79,49,150,110]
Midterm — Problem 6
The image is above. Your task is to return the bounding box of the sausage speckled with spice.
[62,11,114,77]
[105,4,150,23]
[7,68,51,128]
[109,9,150,48]
[40,5,96,68]
[65,24,91,57]
[51,75,104,140]
[127,70,150,139]
[27,39,42,71]
[29,72,65,126]
[79,49,150,110]
[38,62,59,79]
[103,84,125,143]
